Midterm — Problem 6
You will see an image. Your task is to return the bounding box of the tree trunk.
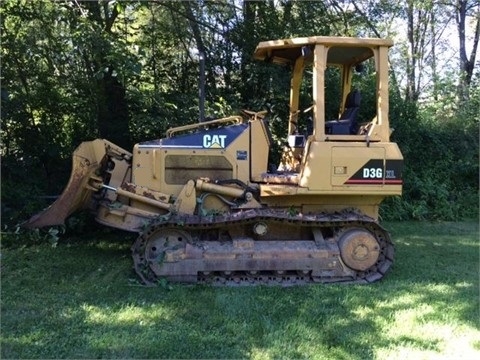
[431,12,438,101]
[96,73,131,149]
[81,0,131,148]
[240,0,257,104]
[406,1,418,102]
[456,0,480,101]
[182,1,217,94]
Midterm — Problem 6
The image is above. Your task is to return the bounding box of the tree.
[454,0,480,101]
[73,0,132,149]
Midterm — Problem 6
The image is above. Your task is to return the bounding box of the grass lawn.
[1,221,479,359]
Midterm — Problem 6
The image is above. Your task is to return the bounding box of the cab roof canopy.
[253,36,393,66]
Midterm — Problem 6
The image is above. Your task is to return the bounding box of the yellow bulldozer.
[25,36,403,285]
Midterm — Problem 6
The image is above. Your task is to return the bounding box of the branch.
[349,1,382,38]
[104,1,119,33]
[155,0,218,34]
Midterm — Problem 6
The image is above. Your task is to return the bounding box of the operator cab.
[253,37,392,142]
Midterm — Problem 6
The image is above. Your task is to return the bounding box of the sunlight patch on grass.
[377,291,425,309]
[376,291,480,360]
[3,331,44,348]
[81,303,176,327]
[247,322,326,360]
[394,304,436,324]
[455,281,474,289]
[250,346,273,360]
[378,323,480,360]
[351,305,377,322]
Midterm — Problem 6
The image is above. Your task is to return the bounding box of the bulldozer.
[25,36,403,285]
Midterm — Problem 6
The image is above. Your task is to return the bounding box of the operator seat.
[325,89,361,135]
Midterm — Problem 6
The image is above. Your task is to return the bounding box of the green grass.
[1,222,479,359]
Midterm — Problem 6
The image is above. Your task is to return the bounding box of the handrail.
[166,115,244,138]
[324,134,381,142]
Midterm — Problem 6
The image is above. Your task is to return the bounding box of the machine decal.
[203,134,227,148]
[236,150,248,160]
[345,159,403,185]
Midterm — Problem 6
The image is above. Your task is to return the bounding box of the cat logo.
[203,134,227,148]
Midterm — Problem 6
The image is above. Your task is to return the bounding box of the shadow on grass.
[1,222,479,359]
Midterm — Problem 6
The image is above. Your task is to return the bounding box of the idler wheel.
[338,228,380,271]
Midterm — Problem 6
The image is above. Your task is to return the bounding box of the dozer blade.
[23,139,129,229]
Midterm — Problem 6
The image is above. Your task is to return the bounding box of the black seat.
[325,89,361,135]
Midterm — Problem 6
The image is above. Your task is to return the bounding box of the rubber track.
[131,209,394,286]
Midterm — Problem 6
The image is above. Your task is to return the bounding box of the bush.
[382,93,479,221]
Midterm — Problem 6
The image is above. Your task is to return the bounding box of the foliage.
[382,80,479,220]
[1,0,478,229]
[1,224,63,248]
[1,222,479,358]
